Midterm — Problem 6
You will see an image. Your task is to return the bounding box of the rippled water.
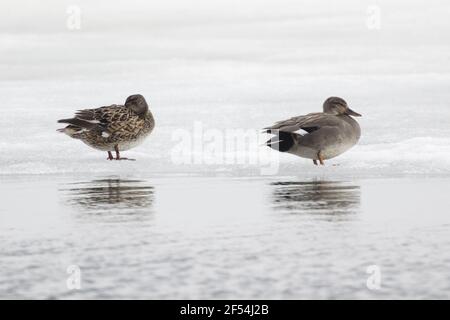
[1,175,449,299]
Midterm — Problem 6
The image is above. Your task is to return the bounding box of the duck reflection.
[61,179,154,214]
[271,180,360,215]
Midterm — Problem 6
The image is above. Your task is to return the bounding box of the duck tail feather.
[57,124,84,137]
[57,118,94,129]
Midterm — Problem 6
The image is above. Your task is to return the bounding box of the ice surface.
[1,0,450,177]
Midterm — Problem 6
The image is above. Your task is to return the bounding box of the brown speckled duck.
[58,94,155,160]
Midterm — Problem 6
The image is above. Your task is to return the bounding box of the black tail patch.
[266,131,294,152]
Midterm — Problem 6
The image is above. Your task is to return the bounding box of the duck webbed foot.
[313,159,318,166]
[114,146,136,161]
[116,157,136,161]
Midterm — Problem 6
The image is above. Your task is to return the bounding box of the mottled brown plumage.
[58,94,155,160]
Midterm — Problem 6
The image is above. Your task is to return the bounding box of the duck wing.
[264,112,341,133]
[58,105,131,135]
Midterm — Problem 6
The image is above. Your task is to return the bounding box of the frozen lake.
[1,0,450,299]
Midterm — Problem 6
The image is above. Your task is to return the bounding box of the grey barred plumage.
[264,97,361,166]
[58,94,155,160]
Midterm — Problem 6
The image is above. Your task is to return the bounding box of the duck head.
[125,94,148,116]
[323,97,361,117]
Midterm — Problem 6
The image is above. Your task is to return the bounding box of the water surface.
[1,175,449,299]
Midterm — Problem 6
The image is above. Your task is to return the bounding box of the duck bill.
[345,108,362,117]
